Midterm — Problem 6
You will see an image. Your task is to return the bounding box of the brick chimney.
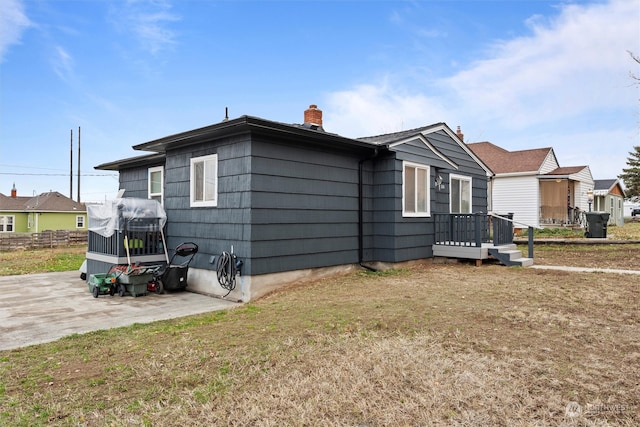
[11,183,17,198]
[456,126,464,142]
[304,104,323,126]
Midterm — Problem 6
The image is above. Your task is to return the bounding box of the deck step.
[514,257,534,267]
[488,247,534,267]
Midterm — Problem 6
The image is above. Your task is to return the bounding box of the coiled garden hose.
[216,251,238,297]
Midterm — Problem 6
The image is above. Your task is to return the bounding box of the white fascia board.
[388,134,459,170]
[496,171,538,178]
[423,123,493,176]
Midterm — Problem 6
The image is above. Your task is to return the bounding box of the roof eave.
[95,153,166,171]
[132,116,378,155]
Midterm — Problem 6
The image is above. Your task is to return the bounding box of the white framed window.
[450,174,472,213]
[402,161,430,217]
[190,154,218,207]
[0,215,15,232]
[148,166,164,204]
[76,215,85,229]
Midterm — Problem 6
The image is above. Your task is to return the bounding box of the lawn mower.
[147,242,198,294]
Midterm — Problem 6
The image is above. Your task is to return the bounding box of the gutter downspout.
[358,148,379,272]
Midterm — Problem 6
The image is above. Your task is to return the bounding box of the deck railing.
[434,213,537,259]
[434,213,515,247]
[88,230,165,257]
[88,218,166,258]
[434,213,491,247]
[492,213,514,245]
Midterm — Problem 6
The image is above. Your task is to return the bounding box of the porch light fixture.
[435,174,444,190]
[587,189,593,212]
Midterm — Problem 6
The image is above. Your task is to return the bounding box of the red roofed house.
[467,142,594,228]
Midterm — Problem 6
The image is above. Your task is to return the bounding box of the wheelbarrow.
[109,264,161,297]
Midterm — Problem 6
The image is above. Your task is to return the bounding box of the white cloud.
[323,0,640,180]
[325,79,449,138]
[0,0,32,63]
[444,0,640,129]
[327,0,639,132]
[113,0,181,55]
[51,45,74,82]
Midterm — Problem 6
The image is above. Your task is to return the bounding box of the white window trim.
[402,161,431,217]
[190,154,218,207]
[450,173,473,214]
[76,215,85,229]
[148,166,164,204]
[0,215,15,232]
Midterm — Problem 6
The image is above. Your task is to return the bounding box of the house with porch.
[94,105,529,301]
[467,141,594,229]
[0,185,87,233]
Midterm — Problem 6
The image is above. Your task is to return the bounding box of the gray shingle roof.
[594,179,617,191]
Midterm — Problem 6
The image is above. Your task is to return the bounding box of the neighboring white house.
[467,141,594,228]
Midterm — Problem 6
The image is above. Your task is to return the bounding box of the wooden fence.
[0,230,88,251]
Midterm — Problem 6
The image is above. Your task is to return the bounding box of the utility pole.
[77,126,81,203]
[70,129,73,199]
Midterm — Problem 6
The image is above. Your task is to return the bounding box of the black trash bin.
[585,212,610,238]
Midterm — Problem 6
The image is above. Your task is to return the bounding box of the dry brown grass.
[2,224,640,425]
[2,258,639,426]
[0,246,85,276]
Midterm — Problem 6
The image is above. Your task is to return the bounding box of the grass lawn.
[0,246,86,276]
[0,226,639,425]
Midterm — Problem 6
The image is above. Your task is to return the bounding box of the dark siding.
[425,130,488,213]
[249,138,362,274]
[160,133,367,276]
[118,159,165,200]
[163,134,252,275]
[114,125,488,276]
[366,130,488,264]
[368,155,398,262]
[119,169,149,199]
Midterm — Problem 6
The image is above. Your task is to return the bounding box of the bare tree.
[629,50,640,83]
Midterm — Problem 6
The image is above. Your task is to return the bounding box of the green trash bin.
[585,212,610,238]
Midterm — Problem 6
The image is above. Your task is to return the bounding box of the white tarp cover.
[88,198,167,238]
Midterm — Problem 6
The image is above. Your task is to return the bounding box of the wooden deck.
[433,242,534,267]
[433,241,495,260]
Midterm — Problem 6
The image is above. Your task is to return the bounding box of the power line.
[0,164,73,172]
[0,172,116,177]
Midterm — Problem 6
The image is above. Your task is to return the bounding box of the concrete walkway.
[530,265,640,275]
[0,271,239,352]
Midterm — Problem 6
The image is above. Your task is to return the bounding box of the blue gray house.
[95,105,504,301]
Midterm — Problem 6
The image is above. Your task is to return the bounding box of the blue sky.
[1,0,639,202]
